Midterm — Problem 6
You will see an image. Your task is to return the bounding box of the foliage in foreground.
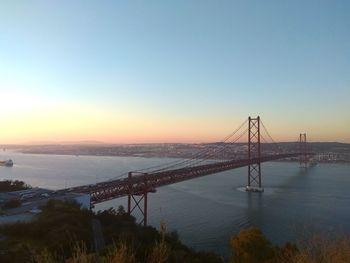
[0,200,222,263]
[229,227,350,263]
[0,199,349,263]
[2,199,21,209]
[0,180,31,192]
[30,227,350,263]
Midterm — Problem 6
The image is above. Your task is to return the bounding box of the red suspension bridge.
[69,116,313,225]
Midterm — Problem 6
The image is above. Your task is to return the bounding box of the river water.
[1,151,349,255]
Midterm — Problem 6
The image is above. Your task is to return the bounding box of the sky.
[0,1,349,144]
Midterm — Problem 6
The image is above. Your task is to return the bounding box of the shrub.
[2,199,21,209]
[229,227,275,263]
[0,180,31,192]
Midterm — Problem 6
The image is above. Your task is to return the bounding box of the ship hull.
[0,160,13,167]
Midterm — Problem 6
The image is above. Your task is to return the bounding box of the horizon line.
[0,140,348,146]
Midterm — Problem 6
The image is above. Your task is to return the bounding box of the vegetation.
[0,200,222,263]
[284,235,350,263]
[229,228,298,263]
[2,199,21,209]
[0,200,349,262]
[0,180,31,192]
[0,200,92,262]
[229,227,350,263]
[229,228,276,262]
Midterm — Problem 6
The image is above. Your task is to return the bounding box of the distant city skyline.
[0,1,349,144]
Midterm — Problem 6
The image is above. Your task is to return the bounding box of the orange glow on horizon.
[0,92,349,144]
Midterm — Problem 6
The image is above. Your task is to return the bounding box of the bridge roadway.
[68,153,305,204]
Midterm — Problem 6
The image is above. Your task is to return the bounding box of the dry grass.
[31,226,350,263]
[66,242,97,263]
[31,248,58,263]
[104,243,135,263]
[147,221,169,263]
[31,222,169,263]
[281,234,350,263]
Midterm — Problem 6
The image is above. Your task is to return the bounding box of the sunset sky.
[0,1,349,144]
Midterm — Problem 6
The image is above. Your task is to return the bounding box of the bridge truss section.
[127,172,149,226]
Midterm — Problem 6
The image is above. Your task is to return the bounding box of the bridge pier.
[127,172,149,226]
[246,116,264,192]
[299,133,308,168]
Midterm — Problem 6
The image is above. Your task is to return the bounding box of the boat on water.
[0,159,13,167]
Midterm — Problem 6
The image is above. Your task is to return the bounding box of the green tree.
[0,180,31,192]
[229,227,275,263]
[275,242,298,261]
[0,200,224,263]
[2,199,21,209]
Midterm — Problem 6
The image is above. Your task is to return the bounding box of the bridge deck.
[69,153,306,204]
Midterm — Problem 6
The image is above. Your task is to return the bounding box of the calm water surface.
[1,151,349,256]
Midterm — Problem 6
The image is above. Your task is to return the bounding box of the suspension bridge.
[68,116,313,225]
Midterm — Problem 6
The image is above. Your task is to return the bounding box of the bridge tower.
[246,116,264,192]
[127,172,149,226]
[299,133,308,168]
